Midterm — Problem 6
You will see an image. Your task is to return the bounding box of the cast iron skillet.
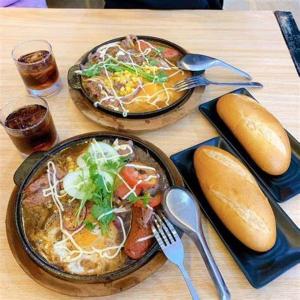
[13,132,184,283]
[68,35,197,119]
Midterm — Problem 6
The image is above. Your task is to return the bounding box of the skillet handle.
[14,151,47,187]
[68,64,82,90]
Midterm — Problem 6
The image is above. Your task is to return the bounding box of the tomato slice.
[138,177,158,190]
[163,48,180,60]
[120,167,139,187]
[116,183,142,198]
[119,165,159,197]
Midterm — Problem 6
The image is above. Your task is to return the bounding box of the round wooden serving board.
[6,187,166,297]
[69,58,205,133]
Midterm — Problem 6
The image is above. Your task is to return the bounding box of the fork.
[174,75,263,91]
[152,213,200,300]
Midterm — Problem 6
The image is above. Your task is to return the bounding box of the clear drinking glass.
[0,95,58,156]
[12,40,62,97]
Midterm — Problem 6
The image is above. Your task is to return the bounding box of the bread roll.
[216,93,291,175]
[194,146,276,252]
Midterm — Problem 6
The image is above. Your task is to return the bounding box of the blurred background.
[46,0,300,26]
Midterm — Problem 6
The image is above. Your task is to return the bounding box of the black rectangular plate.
[170,136,300,288]
[199,88,300,203]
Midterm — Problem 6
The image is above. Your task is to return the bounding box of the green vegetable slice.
[77,141,119,169]
[63,170,92,201]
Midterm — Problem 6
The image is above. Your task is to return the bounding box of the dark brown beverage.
[5,104,57,155]
[17,50,59,90]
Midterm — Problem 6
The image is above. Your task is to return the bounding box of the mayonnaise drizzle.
[97,207,129,221]
[125,163,156,171]
[136,234,154,243]
[122,179,143,200]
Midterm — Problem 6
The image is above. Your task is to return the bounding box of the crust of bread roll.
[216,93,291,175]
[194,146,276,252]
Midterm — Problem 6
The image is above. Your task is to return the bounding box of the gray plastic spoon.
[163,186,231,300]
[177,54,252,80]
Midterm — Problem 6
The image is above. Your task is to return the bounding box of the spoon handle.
[213,60,252,80]
[193,232,231,300]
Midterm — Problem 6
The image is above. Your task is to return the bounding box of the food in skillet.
[194,146,276,252]
[21,138,169,275]
[76,35,191,116]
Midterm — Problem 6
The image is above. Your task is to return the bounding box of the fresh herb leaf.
[153,72,168,83]
[127,193,151,207]
[84,220,96,231]
[79,64,101,77]
[102,156,129,173]
[154,47,165,54]
[80,150,124,234]
[78,58,112,77]
[148,58,158,66]
[91,205,115,234]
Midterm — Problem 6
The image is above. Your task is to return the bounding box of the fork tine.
[175,79,193,88]
[154,215,171,244]
[151,222,166,248]
[175,82,192,90]
[177,75,200,84]
[175,83,201,92]
[153,216,170,246]
[155,213,176,243]
[175,77,199,88]
[175,79,202,91]
[159,213,179,241]
[175,84,193,91]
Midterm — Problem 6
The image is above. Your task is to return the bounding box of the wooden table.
[0,8,299,300]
